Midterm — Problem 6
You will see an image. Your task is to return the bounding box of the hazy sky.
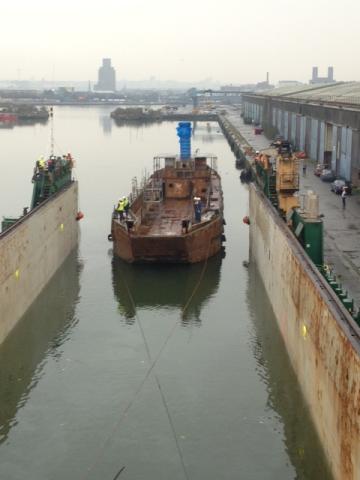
[2,0,359,84]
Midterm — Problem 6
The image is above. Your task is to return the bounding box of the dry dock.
[0,182,78,344]
[220,110,360,480]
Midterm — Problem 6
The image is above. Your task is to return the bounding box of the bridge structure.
[187,88,255,109]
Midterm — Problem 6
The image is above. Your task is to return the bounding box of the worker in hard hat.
[123,196,130,218]
[116,198,125,221]
[193,196,202,223]
[37,155,46,172]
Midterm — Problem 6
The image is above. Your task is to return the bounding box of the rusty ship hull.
[112,210,223,263]
[111,157,224,264]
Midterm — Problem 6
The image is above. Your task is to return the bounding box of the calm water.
[0,107,332,480]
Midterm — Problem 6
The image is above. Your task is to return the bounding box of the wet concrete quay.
[225,106,360,311]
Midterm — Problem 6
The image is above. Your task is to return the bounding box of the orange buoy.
[243,216,250,225]
[76,211,84,221]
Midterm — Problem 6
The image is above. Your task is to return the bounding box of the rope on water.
[112,466,125,479]
[84,242,212,480]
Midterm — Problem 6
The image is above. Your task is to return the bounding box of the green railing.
[319,265,360,326]
[31,162,72,209]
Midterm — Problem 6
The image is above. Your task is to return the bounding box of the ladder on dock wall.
[268,175,278,208]
[31,173,51,208]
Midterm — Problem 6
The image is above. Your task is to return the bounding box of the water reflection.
[16,118,49,127]
[99,114,112,135]
[0,119,48,130]
[112,118,162,128]
[246,261,333,479]
[0,250,82,445]
[111,253,222,325]
[192,121,223,143]
[0,122,15,129]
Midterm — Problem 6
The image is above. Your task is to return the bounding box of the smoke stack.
[266,72,269,84]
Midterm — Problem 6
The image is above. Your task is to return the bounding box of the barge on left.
[0,154,79,345]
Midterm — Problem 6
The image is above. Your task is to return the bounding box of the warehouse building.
[242,82,360,185]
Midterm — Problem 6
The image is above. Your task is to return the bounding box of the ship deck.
[137,199,193,236]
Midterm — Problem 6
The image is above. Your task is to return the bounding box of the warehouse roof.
[256,82,360,106]
[258,84,318,96]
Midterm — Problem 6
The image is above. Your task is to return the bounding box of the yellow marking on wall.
[301,324,307,339]
[60,223,64,232]
[15,269,20,280]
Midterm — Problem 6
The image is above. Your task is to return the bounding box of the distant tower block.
[94,58,116,92]
[310,66,335,84]
[312,66,318,82]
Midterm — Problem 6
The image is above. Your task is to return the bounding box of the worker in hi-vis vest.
[123,196,129,217]
[116,199,125,221]
[38,156,46,171]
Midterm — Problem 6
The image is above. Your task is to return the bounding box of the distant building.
[222,75,271,92]
[256,81,273,91]
[278,81,303,87]
[256,72,274,91]
[220,85,248,92]
[95,58,116,92]
[310,66,335,84]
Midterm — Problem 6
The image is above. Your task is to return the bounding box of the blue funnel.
[176,122,192,160]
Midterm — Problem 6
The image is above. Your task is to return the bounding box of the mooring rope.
[182,240,211,317]
[119,275,190,480]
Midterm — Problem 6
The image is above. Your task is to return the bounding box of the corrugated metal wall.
[283,111,289,140]
[310,118,318,160]
[296,116,301,150]
[339,127,352,180]
[291,113,297,146]
[243,102,263,125]
[300,116,306,151]
[277,109,282,134]
[319,121,325,164]
[325,124,332,151]
[351,130,360,184]
[331,126,338,172]
[346,129,352,179]
[305,117,312,154]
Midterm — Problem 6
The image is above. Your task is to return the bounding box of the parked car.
[320,169,336,182]
[314,163,325,176]
[345,183,352,195]
[330,179,352,195]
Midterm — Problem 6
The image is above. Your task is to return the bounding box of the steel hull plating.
[112,216,223,263]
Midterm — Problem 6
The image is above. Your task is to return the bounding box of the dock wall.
[0,182,78,345]
[249,184,360,480]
